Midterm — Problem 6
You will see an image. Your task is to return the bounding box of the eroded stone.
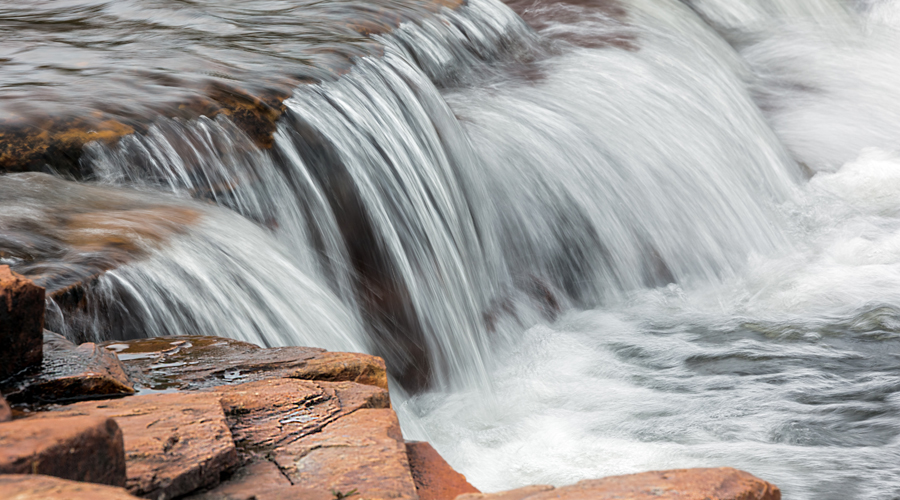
[406,441,479,500]
[1,331,134,405]
[272,408,418,500]
[456,468,781,500]
[0,395,10,422]
[0,415,126,486]
[0,265,44,381]
[102,335,388,392]
[0,474,141,500]
[35,391,237,500]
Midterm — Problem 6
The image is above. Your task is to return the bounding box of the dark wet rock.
[0,415,126,486]
[101,335,388,392]
[0,474,141,500]
[35,392,238,500]
[0,395,10,422]
[0,265,44,381]
[456,468,781,500]
[272,408,418,500]
[1,331,134,405]
[406,441,479,500]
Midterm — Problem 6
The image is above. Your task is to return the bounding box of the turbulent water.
[5,0,900,498]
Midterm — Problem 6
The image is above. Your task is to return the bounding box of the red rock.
[406,441,479,500]
[0,394,10,422]
[272,408,418,500]
[456,468,780,500]
[102,335,388,391]
[37,391,238,499]
[0,474,141,500]
[0,265,44,381]
[2,331,134,405]
[0,415,126,486]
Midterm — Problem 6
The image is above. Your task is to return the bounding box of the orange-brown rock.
[0,474,141,500]
[0,415,126,486]
[186,378,391,500]
[0,395,10,422]
[271,409,418,500]
[456,468,780,500]
[407,441,479,500]
[102,335,388,391]
[36,392,238,499]
[0,265,44,381]
[2,331,134,405]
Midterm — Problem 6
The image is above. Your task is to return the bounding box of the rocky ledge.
[0,266,781,500]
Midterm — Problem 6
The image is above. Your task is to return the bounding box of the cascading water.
[8,0,900,497]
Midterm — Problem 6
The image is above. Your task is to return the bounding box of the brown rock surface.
[407,441,479,500]
[456,468,780,500]
[1,331,134,405]
[0,395,10,422]
[0,415,126,486]
[272,408,418,500]
[0,474,141,500]
[0,265,44,381]
[102,335,388,391]
[36,391,238,499]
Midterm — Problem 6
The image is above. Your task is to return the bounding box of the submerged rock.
[0,265,44,381]
[0,415,126,487]
[0,475,141,500]
[2,331,134,405]
[101,335,388,392]
[457,468,781,500]
[406,441,479,500]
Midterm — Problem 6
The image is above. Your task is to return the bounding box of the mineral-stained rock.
[0,474,141,500]
[272,408,418,500]
[455,468,781,500]
[0,415,126,486]
[0,265,44,381]
[0,395,10,422]
[1,331,134,405]
[102,335,388,391]
[35,391,238,500]
[406,441,479,500]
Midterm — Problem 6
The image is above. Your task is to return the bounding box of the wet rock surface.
[456,468,781,500]
[406,441,479,500]
[0,415,126,486]
[0,474,141,500]
[0,265,44,381]
[0,395,10,422]
[1,331,134,405]
[102,335,388,392]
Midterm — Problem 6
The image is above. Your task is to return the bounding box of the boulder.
[0,394,10,422]
[0,415,126,486]
[0,265,44,381]
[455,468,780,500]
[102,335,388,391]
[406,441,479,500]
[1,331,134,405]
[0,474,141,500]
[36,391,238,500]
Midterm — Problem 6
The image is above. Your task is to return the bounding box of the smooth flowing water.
[3,0,900,498]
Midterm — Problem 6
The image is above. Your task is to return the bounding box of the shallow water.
[4,0,900,497]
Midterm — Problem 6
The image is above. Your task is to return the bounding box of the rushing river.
[3,0,900,498]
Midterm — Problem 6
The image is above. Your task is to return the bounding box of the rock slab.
[2,331,134,405]
[406,441,479,500]
[0,415,126,486]
[37,391,238,500]
[0,265,44,381]
[0,474,141,500]
[456,468,780,500]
